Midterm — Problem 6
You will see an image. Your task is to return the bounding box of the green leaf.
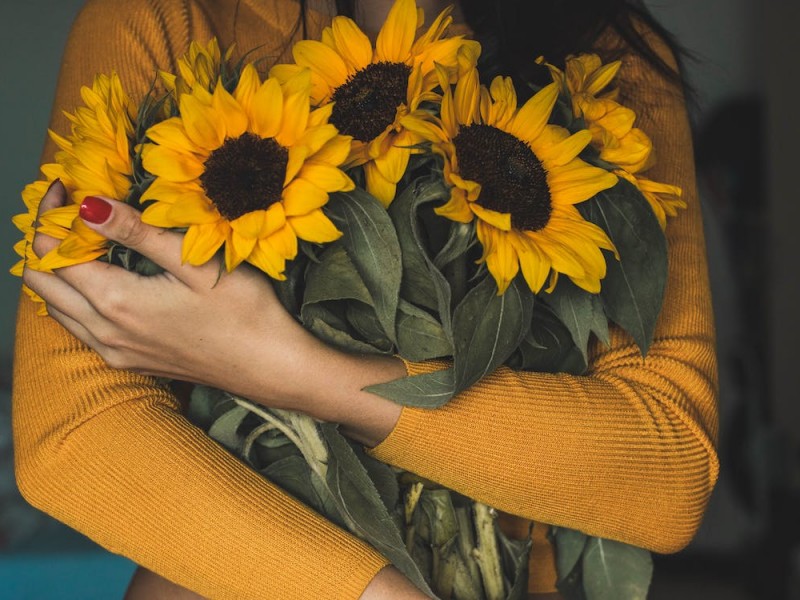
[346,302,394,350]
[507,303,586,375]
[498,530,533,600]
[582,537,653,600]
[388,176,455,339]
[352,446,401,516]
[327,190,402,343]
[396,300,452,361]
[590,294,610,347]
[552,527,588,583]
[452,276,534,392]
[579,180,667,354]
[389,177,446,312]
[302,303,391,354]
[543,279,608,364]
[187,385,232,430]
[262,455,345,528]
[207,405,250,453]
[365,367,456,408]
[303,244,372,305]
[319,424,434,596]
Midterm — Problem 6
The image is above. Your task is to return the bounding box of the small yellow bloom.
[12,72,134,286]
[140,65,353,279]
[272,0,476,206]
[160,38,234,99]
[548,54,684,229]
[403,52,618,295]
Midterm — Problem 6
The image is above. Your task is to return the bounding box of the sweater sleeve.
[13,1,389,598]
[370,32,719,555]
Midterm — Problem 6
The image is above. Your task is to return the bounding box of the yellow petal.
[331,16,373,71]
[140,177,204,204]
[212,81,248,139]
[376,0,417,63]
[548,161,617,205]
[182,222,226,266]
[513,233,550,293]
[433,188,473,223]
[234,63,261,116]
[282,178,329,216]
[293,40,349,91]
[585,59,622,96]
[470,202,512,231]
[142,145,205,182]
[248,238,287,280]
[537,128,592,167]
[277,88,311,147]
[477,222,518,295]
[145,119,196,154]
[400,114,447,144]
[453,67,480,126]
[364,162,397,207]
[179,92,224,150]
[373,143,411,185]
[224,232,248,272]
[251,77,283,139]
[298,162,354,193]
[510,83,559,143]
[309,134,353,166]
[165,194,220,225]
[289,209,342,243]
[266,224,299,260]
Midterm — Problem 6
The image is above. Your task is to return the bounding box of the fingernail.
[80,196,113,224]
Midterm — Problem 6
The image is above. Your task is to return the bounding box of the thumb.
[79,195,213,285]
[79,195,155,250]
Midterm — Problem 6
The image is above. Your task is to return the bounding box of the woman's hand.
[23,182,405,446]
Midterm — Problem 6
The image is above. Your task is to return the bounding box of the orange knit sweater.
[12,0,719,598]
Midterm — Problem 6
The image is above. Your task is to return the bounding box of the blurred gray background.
[1,1,798,598]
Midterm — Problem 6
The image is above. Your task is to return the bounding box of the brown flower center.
[200,133,288,221]
[453,124,552,231]
[330,61,411,143]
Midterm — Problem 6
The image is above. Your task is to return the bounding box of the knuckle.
[99,286,130,317]
[115,213,149,247]
[101,349,129,371]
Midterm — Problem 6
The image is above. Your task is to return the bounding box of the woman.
[15,0,718,598]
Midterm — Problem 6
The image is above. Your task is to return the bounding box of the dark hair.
[332,0,689,99]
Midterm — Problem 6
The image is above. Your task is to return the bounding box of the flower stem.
[473,502,505,600]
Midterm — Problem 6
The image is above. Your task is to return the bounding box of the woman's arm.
[14,0,432,598]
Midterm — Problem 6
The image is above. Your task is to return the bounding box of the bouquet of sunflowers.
[13,0,685,598]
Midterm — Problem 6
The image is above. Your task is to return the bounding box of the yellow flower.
[140,65,353,279]
[160,38,234,99]
[271,0,474,206]
[618,171,686,230]
[11,180,53,314]
[403,55,618,295]
[548,54,684,229]
[13,72,134,276]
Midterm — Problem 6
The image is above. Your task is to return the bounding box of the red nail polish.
[80,196,113,224]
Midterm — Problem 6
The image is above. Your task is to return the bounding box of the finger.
[22,264,100,324]
[77,196,221,288]
[44,302,104,354]
[31,180,69,259]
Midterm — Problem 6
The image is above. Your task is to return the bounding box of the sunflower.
[403,54,618,295]
[14,72,134,275]
[11,180,54,314]
[160,37,234,99]
[139,64,353,279]
[270,0,474,206]
[548,54,685,229]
